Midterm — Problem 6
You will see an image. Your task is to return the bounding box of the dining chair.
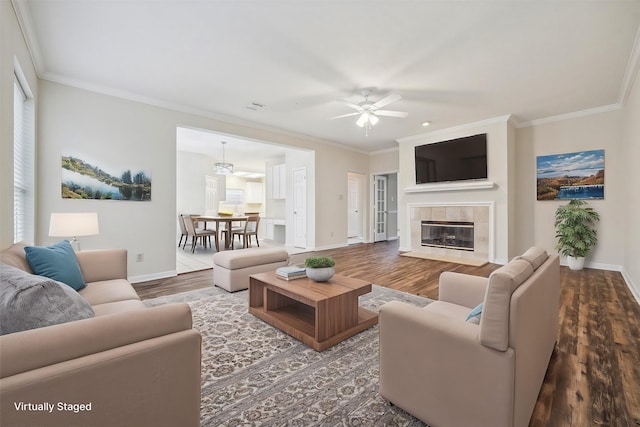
[182,214,219,253]
[231,215,260,249]
[177,214,188,247]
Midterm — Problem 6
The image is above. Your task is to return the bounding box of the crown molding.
[369,146,399,156]
[11,0,45,76]
[516,104,622,128]
[396,114,512,145]
[618,25,640,106]
[40,72,371,156]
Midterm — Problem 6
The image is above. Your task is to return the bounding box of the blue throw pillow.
[24,240,86,291]
[466,303,483,322]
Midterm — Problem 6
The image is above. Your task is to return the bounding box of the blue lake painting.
[536,149,604,201]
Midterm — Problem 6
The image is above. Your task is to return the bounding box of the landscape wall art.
[61,156,151,201]
[536,149,604,201]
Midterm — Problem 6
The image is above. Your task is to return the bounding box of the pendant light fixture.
[214,141,233,175]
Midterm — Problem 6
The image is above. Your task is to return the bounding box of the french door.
[374,175,387,242]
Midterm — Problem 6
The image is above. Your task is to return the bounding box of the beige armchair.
[379,248,560,427]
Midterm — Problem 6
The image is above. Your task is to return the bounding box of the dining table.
[192,215,248,250]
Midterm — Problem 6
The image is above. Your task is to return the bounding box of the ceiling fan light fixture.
[356,113,369,127]
[369,114,379,126]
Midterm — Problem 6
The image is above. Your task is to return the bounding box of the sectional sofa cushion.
[0,263,95,335]
[24,240,86,291]
[515,247,548,270]
[479,259,534,351]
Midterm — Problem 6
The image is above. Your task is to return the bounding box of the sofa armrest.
[438,271,488,308]
[379,300,514,427]
[0,303,193,378]
[76,249,127,282]
[1,327,201,427]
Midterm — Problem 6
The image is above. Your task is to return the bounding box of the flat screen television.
[414,133,488,184]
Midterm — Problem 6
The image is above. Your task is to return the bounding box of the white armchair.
[379,248,560,427]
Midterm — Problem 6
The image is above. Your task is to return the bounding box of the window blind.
[13,75,35,244]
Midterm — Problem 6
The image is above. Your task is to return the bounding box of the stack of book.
[276,266,307,281]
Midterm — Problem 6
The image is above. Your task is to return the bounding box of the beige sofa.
[379,247,560,427]
[0,243,202,427]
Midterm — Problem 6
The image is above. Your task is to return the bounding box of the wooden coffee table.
[249,271,378,351]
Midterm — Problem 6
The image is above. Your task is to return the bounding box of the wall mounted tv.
[414,133,488,184]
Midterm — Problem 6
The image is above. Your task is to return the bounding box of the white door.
[205,175,218,216]
[348,174,363,238]
[293,168,307,248]
[374,175,387,242]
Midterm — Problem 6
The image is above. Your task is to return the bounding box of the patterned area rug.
[145,284,432,426]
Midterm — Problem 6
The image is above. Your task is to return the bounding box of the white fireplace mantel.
[404,180,495,194]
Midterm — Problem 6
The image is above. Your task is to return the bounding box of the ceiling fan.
[331,90,408,132]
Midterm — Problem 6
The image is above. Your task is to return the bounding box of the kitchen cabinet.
[271,163,286,199]
[245,182,263,204]
[264,218,285,242]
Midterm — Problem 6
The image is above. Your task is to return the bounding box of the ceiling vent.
[245,102,265,111]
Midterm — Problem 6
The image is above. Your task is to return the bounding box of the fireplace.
[421,220,474,251]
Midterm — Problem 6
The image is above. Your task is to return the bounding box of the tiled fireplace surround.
[409,203,493,263]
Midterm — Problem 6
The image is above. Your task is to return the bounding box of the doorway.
[372,173,398,243]
[374,175,387,242]
[292,167,307,249]
[347,172,365,244]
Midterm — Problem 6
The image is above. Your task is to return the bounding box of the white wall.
[34,81,370,280]
[397,117,515,263]
[38,82,179,281]
[515,110,625,270]
[623,69,640,299]
[1,1,38,248]
[176,151,218,216]
[370,148,399,173]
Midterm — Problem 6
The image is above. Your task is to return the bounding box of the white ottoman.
[213,247,289,292]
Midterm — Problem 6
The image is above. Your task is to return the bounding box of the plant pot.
[567,256,585,271]
[306,267,335,282]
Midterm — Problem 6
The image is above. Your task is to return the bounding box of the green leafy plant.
[304,256,335,268]
[554,199,600,258]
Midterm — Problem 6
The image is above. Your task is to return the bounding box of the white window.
[13,72,35,244]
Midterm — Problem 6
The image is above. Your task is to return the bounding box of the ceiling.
[15,1,640,152]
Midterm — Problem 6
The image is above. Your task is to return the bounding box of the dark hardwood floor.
[134,240,640,426]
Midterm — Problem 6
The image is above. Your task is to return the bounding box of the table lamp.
[49,212,100,251]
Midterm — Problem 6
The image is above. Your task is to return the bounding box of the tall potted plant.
[554,199,600,270]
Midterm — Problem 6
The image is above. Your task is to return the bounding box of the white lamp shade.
[49,212,100,237]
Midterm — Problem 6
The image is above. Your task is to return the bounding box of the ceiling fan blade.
[330,112,360,120]
[375,110,409,118]
[372,93,401,109]
[337,99,364,111]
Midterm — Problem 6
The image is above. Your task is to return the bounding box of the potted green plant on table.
[304,256,336,282]
[554,199,600,270]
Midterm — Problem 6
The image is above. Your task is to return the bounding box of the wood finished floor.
[134,240,640,427]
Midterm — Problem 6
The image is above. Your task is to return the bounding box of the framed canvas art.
[61,156,151,201]
[536,149,604,200]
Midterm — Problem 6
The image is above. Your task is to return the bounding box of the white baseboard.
[621,268,640,305]
[559,260,623,272]
[129,270,177,284]
[311,242,349,251]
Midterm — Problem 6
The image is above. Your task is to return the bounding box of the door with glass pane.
[374,175,387,242]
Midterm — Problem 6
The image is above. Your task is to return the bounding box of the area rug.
[145,285,432,426]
